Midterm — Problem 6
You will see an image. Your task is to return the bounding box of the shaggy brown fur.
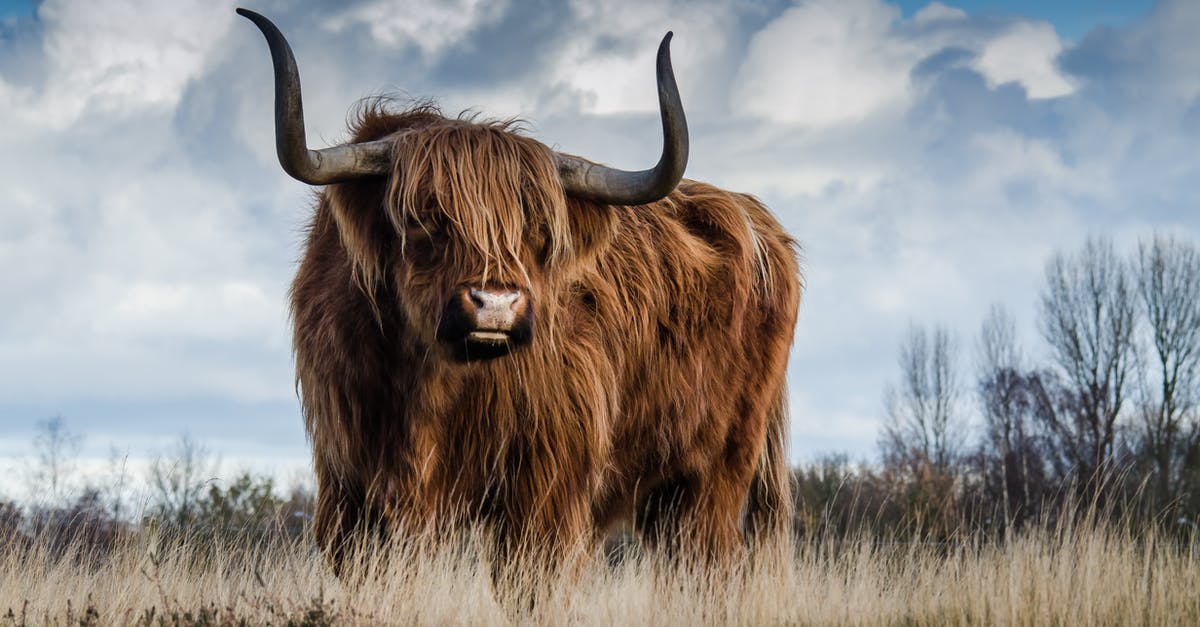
[290,103,801,570]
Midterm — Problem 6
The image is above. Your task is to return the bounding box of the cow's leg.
[689,465,758,559]
[633,475,699,557]
[636,404,772,561]
[688,364,791,559]
[635,471,759,562]
[487,480,595,590]
[312,473,371,577]
[315,461,440,578]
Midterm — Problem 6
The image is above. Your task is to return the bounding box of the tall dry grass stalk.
[1,521,1197,625]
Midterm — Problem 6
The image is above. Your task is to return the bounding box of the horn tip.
[235,7,262,21]
[658,32,675,58]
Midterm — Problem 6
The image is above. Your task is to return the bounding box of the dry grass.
[1,523,1197,626]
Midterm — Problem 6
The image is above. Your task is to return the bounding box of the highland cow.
[239,8,801,570]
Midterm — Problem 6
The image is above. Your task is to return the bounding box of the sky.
[1,0,1196,499]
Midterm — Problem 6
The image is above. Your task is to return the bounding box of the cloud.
[1063,0,1200,108]
[974,21,1075,99]
[0,17,292,405]
[323,0,509,58]
[731,0,1076,129]
[32,0,237,128]
[733,0,916,127]
[913,2,967,24]
[528,0,742,116]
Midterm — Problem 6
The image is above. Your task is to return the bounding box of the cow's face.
[382,123,614,362]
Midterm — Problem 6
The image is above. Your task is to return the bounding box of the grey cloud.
[426,0,574,86]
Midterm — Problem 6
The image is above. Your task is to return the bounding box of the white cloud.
[733,0,916,127]
[0,114,292,403]
[324,0,509,58]
[913,2,967,24]
[99,280,279,342]
[974,22,1075,99]
[34,0,236,128]
[731,0,1077,129]
[549,0,737,115]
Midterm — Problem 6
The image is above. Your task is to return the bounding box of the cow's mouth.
[453,330,516,362]
[467,330,510,343]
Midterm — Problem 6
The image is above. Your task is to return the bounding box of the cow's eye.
[425,214,448,234]
[403,211,445,237]
[532,221,553,262]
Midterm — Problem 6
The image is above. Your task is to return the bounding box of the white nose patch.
[470,289,520,330]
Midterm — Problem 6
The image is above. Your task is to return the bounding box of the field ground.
[1,524,1198,626]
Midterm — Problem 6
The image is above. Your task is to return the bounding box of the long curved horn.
[237,8,392,185]
[555,33,689,206]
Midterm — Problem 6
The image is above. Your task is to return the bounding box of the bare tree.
[979,304,1022,380]
[147,434,219,527]
[26,415,83,506]
[974,304,1048,524]
[1134,234,1200,503]
[1038,237,1138,493]
[882,323,965,475]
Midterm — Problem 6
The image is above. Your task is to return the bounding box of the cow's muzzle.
[436,287,533,361]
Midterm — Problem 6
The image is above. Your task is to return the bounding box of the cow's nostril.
[469,288,522,311]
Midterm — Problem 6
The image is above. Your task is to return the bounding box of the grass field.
[2,523,1198,625]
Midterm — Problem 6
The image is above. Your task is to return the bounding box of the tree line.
[795,234,1200,539]
[0,418,312,556]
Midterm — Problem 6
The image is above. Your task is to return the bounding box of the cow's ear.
[326,181,391,284]
[563,199,617,269]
